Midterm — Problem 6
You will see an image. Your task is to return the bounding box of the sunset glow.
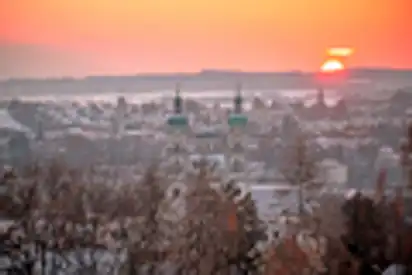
[0,0,411,78]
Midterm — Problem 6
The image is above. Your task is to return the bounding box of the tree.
[267,134,339,275]
[339,192,393,274]
[222,182,267,274]
[264,235,311,275]
[173,172,230,274]
[2,160,271,275]
[1,162,125,275]
[313,193,352,275]
[279,134,324,218]
[118,167,171,275]
[170,166,267,275]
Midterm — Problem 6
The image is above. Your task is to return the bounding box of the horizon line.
[1,66,412,82]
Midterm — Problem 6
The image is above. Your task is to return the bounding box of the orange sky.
[1,0,411,78]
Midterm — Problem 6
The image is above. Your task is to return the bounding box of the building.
[162,85,192,174]
[226,85,248,174]
[0,109,33,168]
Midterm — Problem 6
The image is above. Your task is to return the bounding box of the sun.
[320,59,345,73]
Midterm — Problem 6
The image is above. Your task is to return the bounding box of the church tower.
[112,96,128,139]
[316,87,326,108]
[164,84,190,172]
[227,84,248,174]
[35,114,44,142]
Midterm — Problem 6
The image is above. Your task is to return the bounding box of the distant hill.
[0,68,411,96]
[349,67,412,78]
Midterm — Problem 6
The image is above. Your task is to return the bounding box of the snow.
[382,264,406,275]
[0,109,32,134]
[0,219,14,232]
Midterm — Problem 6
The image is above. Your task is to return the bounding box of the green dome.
[167,114,188,127]
[228,114,248,127]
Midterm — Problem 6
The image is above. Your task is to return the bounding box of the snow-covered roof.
[320,158,343,168]
[0,219,14,232]
[189,153,226,169]
[0,109,32,134]
[382,264,406,275]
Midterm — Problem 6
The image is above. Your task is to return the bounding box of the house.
[0,109,33,167]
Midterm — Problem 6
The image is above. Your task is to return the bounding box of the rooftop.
[0,109,32,134]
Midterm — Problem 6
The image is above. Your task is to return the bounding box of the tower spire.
[317,87,325,107]
[234,83,243,114]
[176,82,181,96]
[174,82,182,114]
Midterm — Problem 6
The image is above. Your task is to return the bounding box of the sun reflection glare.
[327,47,354,57]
